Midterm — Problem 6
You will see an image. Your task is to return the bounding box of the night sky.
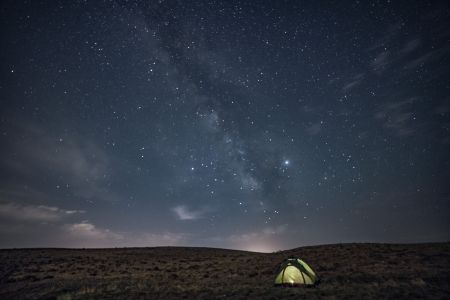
[1,1,449,252]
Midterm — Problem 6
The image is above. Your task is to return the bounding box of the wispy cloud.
[368,21,405,51]
[65,221,122,240]
[365,13,448,74]
[62,221,188,248]
[3,127,108,180]
[0,123,119,203]
[371,51,390,73]
[0,216,189,248]
[374,98,417,137]
[401,38,421,54]
[171,205,209,220]
[404,45,450,70]
[342,73,365,92]
[0,201,84,223]
[368,22,449,76]
[434,103,450,116]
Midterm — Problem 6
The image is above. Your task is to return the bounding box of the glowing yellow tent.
[274,258,318,286]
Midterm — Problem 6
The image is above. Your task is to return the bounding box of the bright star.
[284,160,290,166]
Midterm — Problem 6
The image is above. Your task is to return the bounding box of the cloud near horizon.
[0,201,85,223]
[62,221,189,248]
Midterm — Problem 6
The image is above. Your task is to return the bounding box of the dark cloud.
[0,201,84,223]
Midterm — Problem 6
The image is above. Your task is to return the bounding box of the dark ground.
[1,243,449,299]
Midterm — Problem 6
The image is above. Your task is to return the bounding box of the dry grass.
[1,243,449,299]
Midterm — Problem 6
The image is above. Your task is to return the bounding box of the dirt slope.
[1,243,449,299]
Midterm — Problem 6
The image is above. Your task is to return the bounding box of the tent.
[274,258,318,286]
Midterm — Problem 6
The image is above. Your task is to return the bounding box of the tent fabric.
[274,258,318,286]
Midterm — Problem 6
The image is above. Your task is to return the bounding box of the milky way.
[1,1,449,251]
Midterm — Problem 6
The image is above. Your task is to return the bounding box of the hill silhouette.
[1,242,449,299]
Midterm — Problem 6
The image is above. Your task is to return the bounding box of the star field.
[0,0,449,251]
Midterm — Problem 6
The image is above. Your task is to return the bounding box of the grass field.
[1,243,449,299]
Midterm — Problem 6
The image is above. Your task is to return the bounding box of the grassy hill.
[1,243,449,299]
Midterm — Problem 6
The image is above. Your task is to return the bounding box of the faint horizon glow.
[238,243,280,253]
